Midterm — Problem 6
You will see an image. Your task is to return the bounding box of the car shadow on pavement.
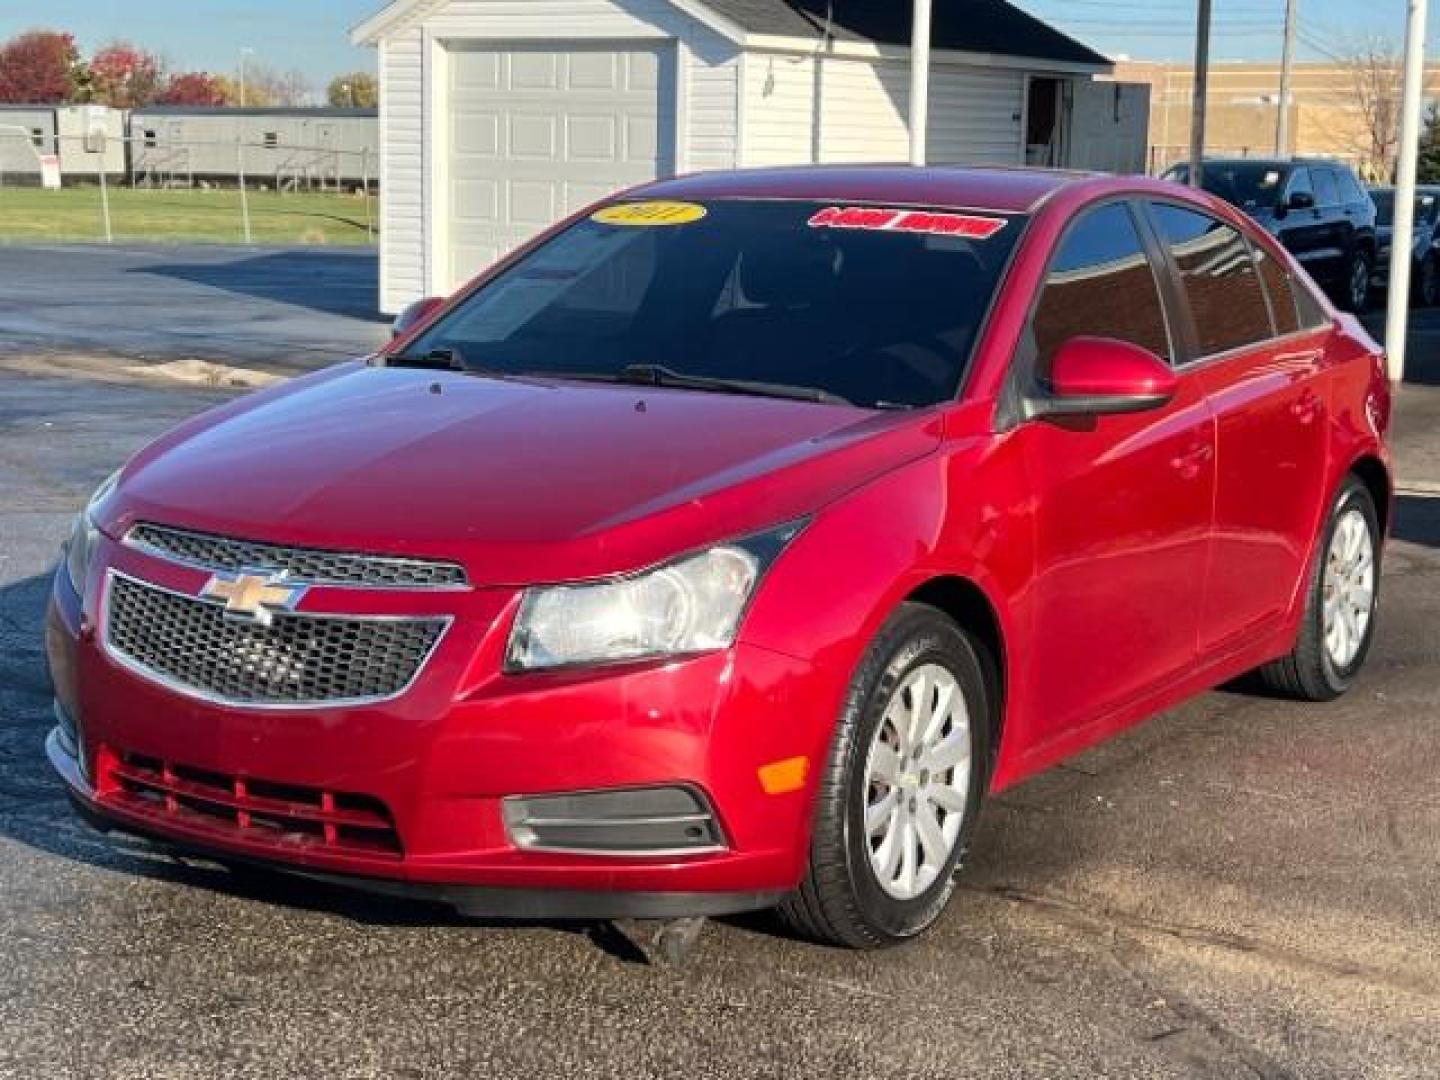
[1394,493,1440,548]
[130,250,385,322]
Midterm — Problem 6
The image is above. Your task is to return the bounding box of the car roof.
[629,165,1101,215]
[1197,157,1350,170]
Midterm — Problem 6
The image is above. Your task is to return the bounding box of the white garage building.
[353,0,1144,313]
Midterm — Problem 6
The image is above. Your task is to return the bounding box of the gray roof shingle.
[704,0,1109,67]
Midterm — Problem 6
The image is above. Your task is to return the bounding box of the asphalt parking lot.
[0,243,388,370]
[2,248,1440,1078]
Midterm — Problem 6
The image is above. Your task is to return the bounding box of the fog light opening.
[503,785,725,856]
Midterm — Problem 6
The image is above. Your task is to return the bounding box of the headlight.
[62,470,120,599]
[506,522,804,671]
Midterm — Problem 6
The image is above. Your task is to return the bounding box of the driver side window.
[1287,167,1314,205]
[1031,203,1172,381]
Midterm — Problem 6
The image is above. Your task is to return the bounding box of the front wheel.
[1255,476,1380,701]
[778,604,991,949]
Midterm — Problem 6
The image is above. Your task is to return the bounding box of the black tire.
[1416,255,1439,308]
[777,603,991,949]
[1338,249,1373,313]
[1255,476,1381,701]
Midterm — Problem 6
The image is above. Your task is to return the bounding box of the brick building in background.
[1115,59,1440,178]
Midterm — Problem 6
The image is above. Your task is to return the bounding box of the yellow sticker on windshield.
[591,201,708,227]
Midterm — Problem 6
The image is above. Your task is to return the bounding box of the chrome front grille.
[104,573,448,707]
[126,522,468,589]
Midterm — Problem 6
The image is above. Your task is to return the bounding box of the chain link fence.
[0,125,376,245]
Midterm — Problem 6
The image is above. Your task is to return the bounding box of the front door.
[1276,166,1329,279]
[1016,201,1216,740]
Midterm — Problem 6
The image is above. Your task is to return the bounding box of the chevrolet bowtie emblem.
[199,570,306,627]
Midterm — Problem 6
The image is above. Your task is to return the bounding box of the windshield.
[1372,190,1437,228]
[1169,163,1289,210]
[404,199,1026,409]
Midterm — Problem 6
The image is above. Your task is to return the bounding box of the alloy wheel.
[1322,507,1376,671]
[862,663,972,901]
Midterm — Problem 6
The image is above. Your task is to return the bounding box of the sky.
[1016,0,1439,64]
[0,1,378,84]
[0,0,1433,87]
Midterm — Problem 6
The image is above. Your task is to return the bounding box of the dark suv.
[1165,158,1378,311]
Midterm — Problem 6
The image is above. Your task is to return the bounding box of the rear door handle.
[1291,389,1323,424]
[1170,442,1214,480]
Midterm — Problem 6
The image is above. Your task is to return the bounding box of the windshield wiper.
[386,347,467,371]
[387,346,527,383]
[614,364,854,407]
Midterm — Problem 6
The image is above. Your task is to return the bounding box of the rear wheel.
[1417,255,1439,307]
[1339,249,1373,313]
[1255,476,1380,701]
[778,603,990,949]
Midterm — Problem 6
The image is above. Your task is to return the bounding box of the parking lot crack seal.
[968,884,1440,1000]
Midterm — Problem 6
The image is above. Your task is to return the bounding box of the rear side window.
[1251,244,1300,335]
[1337,169,1367,205]
[1148,203,1273,357]
[1031,203,1171,377]
[1314,168,1341,207]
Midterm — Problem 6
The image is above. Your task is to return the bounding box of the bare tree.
[1334,37,1407,180]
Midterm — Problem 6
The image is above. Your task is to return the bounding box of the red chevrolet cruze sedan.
[47,166,1391,949]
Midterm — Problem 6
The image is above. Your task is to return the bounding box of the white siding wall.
[928,66,1027,165]
[374,0,740,312]
[740,48,1027,169]
[379,32,426,314]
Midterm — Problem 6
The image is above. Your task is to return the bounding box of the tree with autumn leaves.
[0,29,315,108]
[0,31,87,104]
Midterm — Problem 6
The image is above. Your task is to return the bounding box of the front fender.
[737,436,1035,789]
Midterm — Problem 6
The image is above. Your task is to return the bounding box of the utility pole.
[239,47,254,107]
[1188,0,1212,186]
[909,0,933,165]
[1276,0,1298,155]
[1385,0,1430,383]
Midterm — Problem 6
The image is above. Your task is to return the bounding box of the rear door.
[1310,166,1348,288]
[1015,201,1216,741]
[1143,201,1331,655]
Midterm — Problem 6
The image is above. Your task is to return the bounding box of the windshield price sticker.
[808,206,1008,239]
[591,201,709,227]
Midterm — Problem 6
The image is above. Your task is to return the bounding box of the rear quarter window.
[1251,244,1301,336]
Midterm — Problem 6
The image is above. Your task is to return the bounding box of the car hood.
[104,362,941,586]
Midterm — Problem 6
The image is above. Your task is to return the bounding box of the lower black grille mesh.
[106,575,446,705]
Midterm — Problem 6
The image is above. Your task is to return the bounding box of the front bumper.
[52,735,781,919]
[46,537,837,918]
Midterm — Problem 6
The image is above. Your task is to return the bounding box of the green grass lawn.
[0,185,376,246]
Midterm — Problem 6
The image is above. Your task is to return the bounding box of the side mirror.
[1287,190,1316,211]
[390,296,445,341]
[1028,337,1178,420]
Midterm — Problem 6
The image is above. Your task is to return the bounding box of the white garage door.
[445,42,676,290]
